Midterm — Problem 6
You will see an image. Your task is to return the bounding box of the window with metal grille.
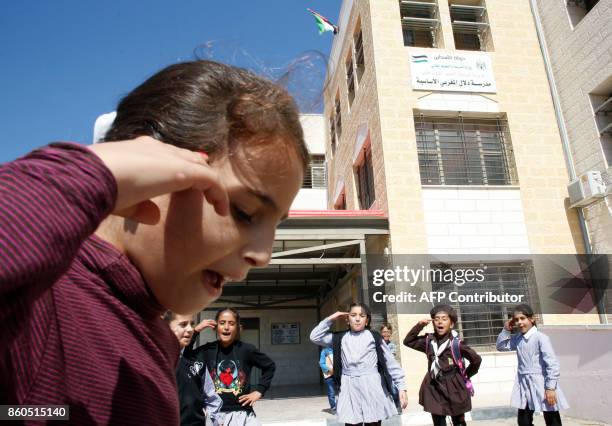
[329,115,337,155]
[449,0,493,51]
[400,0,441,48]
[303,155,327,189]
[346,55,355,106]
[415,116,518,186]
[431,262,539,350]
[354,29,365,81]
[567,0,600,27]
[356,148,375,209]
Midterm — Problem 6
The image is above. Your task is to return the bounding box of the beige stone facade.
[533,0,612,255]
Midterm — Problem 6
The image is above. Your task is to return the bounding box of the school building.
[196,0,612,420]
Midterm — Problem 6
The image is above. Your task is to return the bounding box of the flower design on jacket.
[213,359,246,396]
[188,361,203,379]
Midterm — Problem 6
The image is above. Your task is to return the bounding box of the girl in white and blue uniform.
[496,304,568,426]
[310,303,408,426]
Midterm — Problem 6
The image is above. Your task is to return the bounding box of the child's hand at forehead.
[194,319,217,333]
[89,136,229,224]
[418,318,432,326]
[328,311,349,321]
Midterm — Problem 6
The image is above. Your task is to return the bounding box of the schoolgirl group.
[164,302,568,426]
[310,302,569,426]
[0,59,567,426]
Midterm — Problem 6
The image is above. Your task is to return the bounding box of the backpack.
[425,334,474,396]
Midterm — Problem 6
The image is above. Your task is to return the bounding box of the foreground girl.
[496,304,568,426]
[0,60,306,423]
[310,303,408,426]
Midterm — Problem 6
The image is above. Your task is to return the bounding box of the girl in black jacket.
[185,308,275,426]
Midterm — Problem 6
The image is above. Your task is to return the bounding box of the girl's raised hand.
[89,136,229,224]
[328,311,349,321]
[504,319,515,331]
[194,319,217,333]
[418,318,432,326]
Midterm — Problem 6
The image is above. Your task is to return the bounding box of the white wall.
[295,114,328,210]
[422,188,531,254]
[417,92,500,113]
[470,352,516,407]
[291,189,327,210]
[300,114,326,154]
[541,325,612,424]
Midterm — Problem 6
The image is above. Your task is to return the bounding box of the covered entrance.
[197,211,389,395]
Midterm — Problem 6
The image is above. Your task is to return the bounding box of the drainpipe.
[528,0,607,323]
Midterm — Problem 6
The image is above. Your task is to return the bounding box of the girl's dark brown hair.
[161,310,175,322]
[348,303,372,330]
[215,307,241,341]
[430,304,458,325]
[380,323,393,333]
[104,60,309,171]
[513,304,536,325]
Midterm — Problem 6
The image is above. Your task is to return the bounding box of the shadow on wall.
[541,325,612,424]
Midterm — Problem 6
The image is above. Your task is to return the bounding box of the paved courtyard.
[254,385,610,426]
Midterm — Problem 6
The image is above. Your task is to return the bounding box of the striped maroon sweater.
[0,143,181,424]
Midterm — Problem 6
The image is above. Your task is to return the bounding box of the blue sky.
[0,0,341,162]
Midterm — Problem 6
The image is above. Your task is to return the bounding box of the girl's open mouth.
[201,270,225,297]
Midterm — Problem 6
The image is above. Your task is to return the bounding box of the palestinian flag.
[307,8,338,35]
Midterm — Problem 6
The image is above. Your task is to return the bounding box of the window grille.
[354,30,365,81]
[400,0,440,48]
[449,2,492,51]
[415,116,518,186]
[302,155,327,189]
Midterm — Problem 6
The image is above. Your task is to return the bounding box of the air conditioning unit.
[568,171,607,207]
